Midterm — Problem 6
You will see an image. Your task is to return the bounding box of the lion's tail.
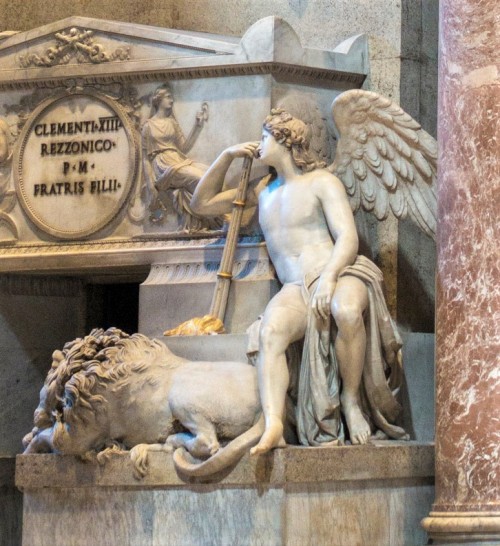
[172,415,265,477]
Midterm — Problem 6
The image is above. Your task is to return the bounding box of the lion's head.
[24,327,174,454]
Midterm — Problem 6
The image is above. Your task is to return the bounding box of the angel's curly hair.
[262,109,326,172]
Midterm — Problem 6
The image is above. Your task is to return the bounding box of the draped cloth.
[142,117,204,192]
[295,279,344,446]
[247,255,408,446]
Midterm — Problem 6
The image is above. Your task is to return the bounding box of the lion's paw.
[130,444,150,479]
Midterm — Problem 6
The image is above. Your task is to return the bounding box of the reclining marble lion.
[22,327,265,479]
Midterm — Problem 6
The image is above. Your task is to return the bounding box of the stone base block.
[17,443,435,546]
[138,243,279,337]
[162,333,249,362]
[401,333,435,442]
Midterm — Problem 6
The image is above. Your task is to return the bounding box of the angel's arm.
[316,173,359,279]
[310,172,359,320]
[190,142,259,217]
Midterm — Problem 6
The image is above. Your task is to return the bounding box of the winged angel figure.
[190,89,437,452]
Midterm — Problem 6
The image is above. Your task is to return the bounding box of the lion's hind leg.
[166,419,220,460]
[130,442,173,479]
[169,401,221,459]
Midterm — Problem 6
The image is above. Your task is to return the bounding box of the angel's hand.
[225,141,260,160]
[311,274,337,321]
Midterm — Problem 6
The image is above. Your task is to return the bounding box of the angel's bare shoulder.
[308,169,348,199]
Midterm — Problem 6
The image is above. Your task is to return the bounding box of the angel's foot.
[250,416,286,455]
[341,394,371,445]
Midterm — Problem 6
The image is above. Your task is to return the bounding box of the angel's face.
[257,129,285,167]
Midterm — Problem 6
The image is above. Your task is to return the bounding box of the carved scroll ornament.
[19,27,130,68]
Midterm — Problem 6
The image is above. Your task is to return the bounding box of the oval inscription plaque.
[15,91,138,239]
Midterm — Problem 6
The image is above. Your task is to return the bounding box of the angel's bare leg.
[251,285,307,455]
[332,275,371,444]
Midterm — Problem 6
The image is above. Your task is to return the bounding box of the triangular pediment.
[0,16,367,88]
[0,16,239,70]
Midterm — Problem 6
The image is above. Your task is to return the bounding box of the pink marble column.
[422,0,500,543]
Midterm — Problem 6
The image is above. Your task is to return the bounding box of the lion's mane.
[35,327,175,450]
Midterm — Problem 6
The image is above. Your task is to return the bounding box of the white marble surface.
[0,16,368,261]
[15,92,137,239]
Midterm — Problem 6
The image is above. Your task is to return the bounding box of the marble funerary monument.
[0,5,497,546]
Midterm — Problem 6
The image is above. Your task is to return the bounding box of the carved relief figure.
[18,27,130,67]
[0,117,18,241]
[191,90,437,452]
[0,117,11,165]
[142,84,219,231]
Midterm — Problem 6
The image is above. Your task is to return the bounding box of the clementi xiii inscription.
[15,93,137,239]
[33,117,122,197]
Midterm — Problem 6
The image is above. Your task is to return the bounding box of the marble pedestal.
[17,444,434,546]
[139,241,279,337]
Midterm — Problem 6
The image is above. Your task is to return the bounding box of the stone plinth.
[163,333,249,362]
[422,0,500,543]
[139,241,279,336]
[17,443,434,546]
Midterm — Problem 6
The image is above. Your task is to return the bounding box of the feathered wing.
[329,89,437,239]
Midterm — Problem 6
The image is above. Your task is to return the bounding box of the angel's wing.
[330,89,437,239]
